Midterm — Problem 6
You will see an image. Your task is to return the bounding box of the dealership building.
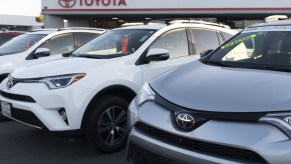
[42,0,291,29]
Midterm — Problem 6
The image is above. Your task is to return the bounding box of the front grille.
[135,123,267,164]
[11,107,44,128]
[130,144,181,164]
[0,91,36,103]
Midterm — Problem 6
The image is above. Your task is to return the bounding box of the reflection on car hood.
[151,60,291,112]
[11,57,113,79]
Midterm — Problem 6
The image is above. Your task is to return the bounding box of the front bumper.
[0,78,92,132]
[128,99,291,164]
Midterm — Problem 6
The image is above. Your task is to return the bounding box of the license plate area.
[1,101,11,117]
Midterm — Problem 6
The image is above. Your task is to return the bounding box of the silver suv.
[128,19,291,163]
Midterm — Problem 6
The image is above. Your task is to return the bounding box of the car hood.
[11,57,114,79]
[151,60,291,112]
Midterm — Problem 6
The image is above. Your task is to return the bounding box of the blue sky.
[0,0,41,16]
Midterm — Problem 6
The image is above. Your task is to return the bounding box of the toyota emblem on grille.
[7,79,14,89]
[59,0,76,8]
[176,113,195,130]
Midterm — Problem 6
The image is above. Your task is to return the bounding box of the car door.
[141,28,197,83]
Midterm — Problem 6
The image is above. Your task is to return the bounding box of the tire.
[86,95,129,153]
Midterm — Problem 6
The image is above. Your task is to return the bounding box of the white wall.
[0,15,43,26]
[67,20,89,27]
[44,15,64,28]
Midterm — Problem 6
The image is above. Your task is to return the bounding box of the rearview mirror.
[146,48,170,62]
[34,48,50,58]
[200,49,213,58]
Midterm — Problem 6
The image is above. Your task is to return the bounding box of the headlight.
[40,73,86,89]
[136,82,155,106]
[259,112,291,138]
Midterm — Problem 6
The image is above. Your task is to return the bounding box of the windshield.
[0,34,46,55]
[72,29,156,59]
[206,26,291,72]
[0,33,22,46]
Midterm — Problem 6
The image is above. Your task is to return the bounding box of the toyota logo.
[59,0,76,8]
[176,113,195,130]
[7,79,14,89]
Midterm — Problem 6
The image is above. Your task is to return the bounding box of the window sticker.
[244,26,291,33]
[221,34,256,49]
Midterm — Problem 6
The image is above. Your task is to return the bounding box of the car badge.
[7,79,14,89]
[176,113,196,130]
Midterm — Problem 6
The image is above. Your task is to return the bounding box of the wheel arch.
[81,85,137,129]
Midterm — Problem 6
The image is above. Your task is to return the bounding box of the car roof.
[114,21,233,31]
[249,20,291,28]
[26,28,107,35]
[0,31,26,34]
[27,30,57,35]
[114,23,167,30]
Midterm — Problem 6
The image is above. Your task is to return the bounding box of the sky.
[0,0,41,16]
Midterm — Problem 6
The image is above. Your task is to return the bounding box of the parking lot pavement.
[0,121,128,164]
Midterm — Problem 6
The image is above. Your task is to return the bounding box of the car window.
[222,32,234,41]
[151,29,189,58]
[75,32,99,47]
[38,33,74,56]
[208,30,291,69]
[192,29,220,54]
[0,34,46,55]
[0,33,23,46]
[73,29,156,59]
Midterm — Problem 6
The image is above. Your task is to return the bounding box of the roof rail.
[168,20,230,28]
[30,28,58,32]
[264,15,289,23]
[58,27,108,31]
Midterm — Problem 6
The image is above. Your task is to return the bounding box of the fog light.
[58,109,69,125]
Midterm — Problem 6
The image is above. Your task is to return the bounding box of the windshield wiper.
[74,54,104,59]
[206,60,291,72]
[244,64,291,72]
[205,60,239,68]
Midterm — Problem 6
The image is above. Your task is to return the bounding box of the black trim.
[0,91,36,103]
[0,73,9,83]
[154,94,268,122]
[129,144,181,164]
[51,129,84,136]
[135,122,267,164]
[11,107,44,128]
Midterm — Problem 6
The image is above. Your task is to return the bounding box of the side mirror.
[62,52,72,57]
[200,49,213,58]
[146,48,170,62]
[34,48,50,58]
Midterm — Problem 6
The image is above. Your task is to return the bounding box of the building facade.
[42,0,291,29]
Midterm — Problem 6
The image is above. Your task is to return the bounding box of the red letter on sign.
[85,0,93,6]
[80,0,83,6]
[96,0,100,5]
[102,0,110,6]
[118,0,127,6]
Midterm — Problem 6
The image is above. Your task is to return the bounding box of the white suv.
[0,28,107,83]
[0,21,237,153]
